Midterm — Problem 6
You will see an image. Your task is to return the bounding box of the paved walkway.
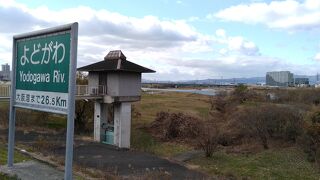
[62,142,206,179]
[0,160,64,180]
[0,129,208,179]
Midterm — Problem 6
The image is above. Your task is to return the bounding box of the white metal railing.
[0,84,106,97]
[0,85,10,97]
[76,85,106,96]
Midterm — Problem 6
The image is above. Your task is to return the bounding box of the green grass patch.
[131,128,192,157]
[0,173,19,180]
[131,128,157,152]
[0,144,30,165]
[46,115,66,130]
[152,142,193,157]
[0,101,9,108]
[189,147,320,179]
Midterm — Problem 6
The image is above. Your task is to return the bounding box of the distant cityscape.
[143,71,320,87]
[0,63,10,81]
[1,63,319,87]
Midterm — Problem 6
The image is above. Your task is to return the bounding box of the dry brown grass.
[132,92,210,126]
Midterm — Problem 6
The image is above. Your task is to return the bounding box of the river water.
[142,88,216,96]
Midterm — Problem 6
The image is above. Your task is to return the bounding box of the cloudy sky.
[0,0,320,80]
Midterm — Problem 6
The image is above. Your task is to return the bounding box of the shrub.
[231,85,264,103]
[150,111,202,142]
[0,106,9,128]
[74,100,94,134]
[234,104,303,149]
[231,84,249,104]
[15,109,36,127]
[36,111,49,127]
[151,111,221,157]
[272,88,320,105]
[209,95,227,113]
[300,109,320,166]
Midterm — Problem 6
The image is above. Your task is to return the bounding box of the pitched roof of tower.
[77,50,155,73]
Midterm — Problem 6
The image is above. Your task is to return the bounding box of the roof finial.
[104,50,126,61]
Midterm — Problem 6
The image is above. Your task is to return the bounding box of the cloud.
[0,0,316,81]
[0,6,48,33]
[81,16,198,43]
[213,29,260,56]
[0,2,199,44]
[143,54,320,80]
[0,1,214,68]
[227,36,259,56]
[315,53,320,61]
[215,29,226,38]
[0,0,262,80]
[187,16,200,22]
[19,5,199,44]
[212,0,320,31]
[176,1,183,4]
[167,55,280,77]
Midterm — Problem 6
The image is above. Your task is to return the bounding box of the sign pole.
[64,22,78,180]
[7,103,16,167]
[8,35,18,167]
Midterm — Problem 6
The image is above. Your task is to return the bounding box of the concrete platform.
[0,160,64,180]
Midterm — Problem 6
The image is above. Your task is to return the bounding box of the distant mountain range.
[143,75,319,85]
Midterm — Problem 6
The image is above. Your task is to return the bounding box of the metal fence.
[0,85,106,97]
[0,85,10,97]
[76,85,106,96]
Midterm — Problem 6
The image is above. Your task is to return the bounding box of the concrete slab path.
[0,160,64,180]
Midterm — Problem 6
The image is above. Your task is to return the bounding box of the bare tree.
[198,121,220,157]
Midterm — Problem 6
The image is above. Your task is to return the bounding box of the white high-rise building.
[266,71,294,87]
[0,63,10,81]
[2,63,9,72]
